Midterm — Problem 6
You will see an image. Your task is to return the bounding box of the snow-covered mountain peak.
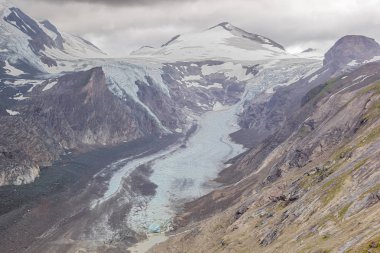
[209,22,285,51]
[131,23,291,62]
[0,3,107,75]
[209,21,234,30]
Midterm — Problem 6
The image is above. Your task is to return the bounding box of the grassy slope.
[152,67,380,253]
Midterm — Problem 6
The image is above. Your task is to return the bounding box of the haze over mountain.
[0,1,379,253]
[10,0,380,56]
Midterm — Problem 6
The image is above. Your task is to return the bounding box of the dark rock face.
[260,229,279,246]
[323,35,380,71]
[4,8,58,53]
[364,190,380,209]
[28,67,159,147]
[3,8,61,66]
[136,77,184,130]
[234,205,249,220]
[40,20,65,50]
[301,48,316,53]
[0,116,59,185]
[288,149,310,168]
[161,61,245,113]
[0,67,163,186]
[161,35,181,47]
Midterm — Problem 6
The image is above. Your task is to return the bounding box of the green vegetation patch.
[349,234,380,253]
[338,202,352,220]
[358,125,380,148]
[301,77,344,106]
[360,81,380,95]
[320,159,368,205]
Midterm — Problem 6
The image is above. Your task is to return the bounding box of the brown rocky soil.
[152,62,380,253]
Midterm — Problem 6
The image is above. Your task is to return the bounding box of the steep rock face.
[153,62,380,252]
[323,35,380,71]
[39,20,65,50]
[4,7,63,54]
[0,67,164,186]
[27,67,160,147]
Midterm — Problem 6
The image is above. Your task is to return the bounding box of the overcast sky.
[11,0,380,56]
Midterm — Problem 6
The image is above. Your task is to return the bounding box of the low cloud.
[34,0,191,6]
[12,0,380,56]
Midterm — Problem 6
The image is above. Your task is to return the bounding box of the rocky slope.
[151,37,380,253]
[0,67,167,185]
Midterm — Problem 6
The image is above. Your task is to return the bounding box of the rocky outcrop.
[153,60,380,253]
[323,35,380,71]
[161,61,246,113]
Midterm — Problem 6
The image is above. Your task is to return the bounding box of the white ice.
[186,82,223,89]
[127,102,245,232]
[201,62,253,81]
[42,80,58,91]
[6,109,19,115]
[130,24,291,62]
[4,60,24,76]
[347,60,358,66]
[12,92,28,100]
[308,73,319,83]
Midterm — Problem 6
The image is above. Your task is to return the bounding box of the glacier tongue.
[127,102,246,232]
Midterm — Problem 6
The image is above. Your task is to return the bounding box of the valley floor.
[0,135,179,253]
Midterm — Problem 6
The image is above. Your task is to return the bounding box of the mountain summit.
[131,22,289,61]
[323,35,380,70]
[0,3,106,74]
[208,22,285,50]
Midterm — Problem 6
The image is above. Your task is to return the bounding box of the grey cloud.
[12,0,380,56]
[33,0,192,6]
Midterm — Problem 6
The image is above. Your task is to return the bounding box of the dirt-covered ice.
[127,103,245,232]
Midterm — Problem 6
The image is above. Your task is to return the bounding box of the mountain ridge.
[130,21,289,61]
[0,4,106,75]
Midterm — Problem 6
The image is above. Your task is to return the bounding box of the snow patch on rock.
[4,60,24,76]
[6,109,20,115]
[42,80,58,91]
